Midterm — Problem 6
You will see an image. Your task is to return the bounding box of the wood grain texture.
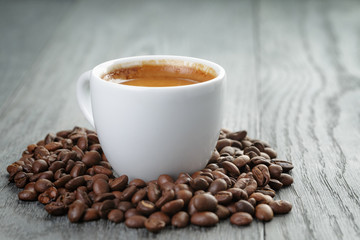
[0,0,359,239]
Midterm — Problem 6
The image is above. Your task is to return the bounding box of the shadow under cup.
[89,56,226,181]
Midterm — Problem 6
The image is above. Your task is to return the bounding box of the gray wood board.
[0,0,359,239]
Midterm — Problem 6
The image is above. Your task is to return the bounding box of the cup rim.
[91,55,225,90]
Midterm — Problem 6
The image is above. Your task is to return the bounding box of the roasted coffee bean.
[215,191,232,205]
[38,171,54,181]
[137,200,156,216]
[72,145,84,160]
[49,161,65,173]
[174,183,192,193]
[223,160,241,177]
[272,160,293,172]
[192,193,217,212]
[216,139,232,151]
[244,146,261,156]
[148,182,161,203]
[234,176,258,196]
[249,192,273,204]
[54,168,66,180]
[92,178,110,195]
[54,175,71,188]
[117,201,133,212]
[226,202,237,214]
[108,209,124,223]
[65,176,85,191]
[34,146,50,159]
[83,208,100,221]
[125,215,147,228]
[279,173,293,186]
[89,144,102,153]
[131,188,147,205]
[191,212,219,227]
[227,188,248,201]
[212,171,231,187]
[14,171,28,188]
[234,200,254,215]
[230,212,253,226]
[268,164,283,179]
[18,190,38,201]
[149,211,171,226]
[68,200,87,223]
[175,189,193,205]
[130,179,147,188]
[174,176,191,185]
[251,156,271,166]
[157,174,174,186]
[32,159,48,174]
[155,189,175,208]
[58,192,76,206]
[264,148,277,159]
[190,177,209,191]
[61,139,73,150]
[215,205,230,219]
[125,208,142,219]
[227,130,247,141]
[161,199,184,215]
[252,164,270,187]
[35,179,54,193]
[160,181,175,191]
[208,150,220,163]
[248,198,256,207]
[38,187,58,204]
[144,218,166,233]
[269,200,292,214]
[171,211,189,228]
[45,201,67,216]
[93,165,113,177]
[220,146,236,156]
[208,178,227,195]
[233,155,250,168]
[206,163,219,171]
[94,193,115,203]
[231,140,243,149]
[65,160,75,173]
[24,182,36,192]
[255,204,273,222]
[99,199,115,219]
[256,186,276,197]
[70,163,86,178]
[109,175,128,191]
[45,142,63,151]
[120,185,138,201]
[77,136,88,151]
[268,179,283,190]
[92,173,109,182]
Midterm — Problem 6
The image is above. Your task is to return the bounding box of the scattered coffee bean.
[7,127,294,233]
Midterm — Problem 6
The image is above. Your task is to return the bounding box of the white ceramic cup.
[77,55,226,181]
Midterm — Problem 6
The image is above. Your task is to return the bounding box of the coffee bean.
[65,176,85,191]
[34,146,50,159]
[14,171,28,188]
[208,178,227,195]
[230,212,253,226]
[251,156,271,166]
[191,212,219,227]
[252,164,270,187]
[212,171,231,187]
[216,139,232,151]
[208,150,220,163]
[171,211,189,228]
[45,142,63,151]
[59,192,76,206]
[233,155,250,168]
[54,174,71,188]
[92,178,110,195]
[108,209,124,223]
[92,173,109,182]
[269,200,292,214]
[131,188,147,205]
[147,182,161,203]
[49,161,65,173]
[234,200,254,215]
[215,205,230,219]
[161,199,184,215]
[268,164,283,179]
[272,160,293,172]
[35,179,54,193]
[190,177,209,191]
[32,160,48,174]
[125,215,147,228]
[18,190,38,201]
[149,211,171,226]
[244,146,261,156]
[38,186,58,204]
[117,201,133,212]
[249,192,273,204]
[128,178,147,188]
[125,208,142,219]
[256,186,276,197]
[76,136,88,151]
[157,174,174,186]
[76,188,92,206]
[70,163,86,178]
[220,146,236,156]
[68,200,87,223]
[175,189,193,205]
[227,188,248,201]
[99,199,115,219]
[137,200,156,216]
[215,191,232,205]
[268,179,283,190]
[144,218,166,233]
[93,165,113,177]
[83,208,100,221]
[192,193,217,212]
[255,204,273,221]
[24,182,36,192]
[65,160,75,173]
[109,175,128,191]
[120,185,137,201]
[45,201,67,216]
[234,176,257,196]
[264,148,277,159]
[174,176,191,185]
[160,181,175,191]
[227,130,247,141]
[279,173,293,186]
[155,189,175,208]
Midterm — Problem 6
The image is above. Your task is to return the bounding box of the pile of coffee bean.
[7,127,293,233]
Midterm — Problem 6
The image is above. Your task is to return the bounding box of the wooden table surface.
[1,0,359,239]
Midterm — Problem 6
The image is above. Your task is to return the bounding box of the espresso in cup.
[102,63,217,87]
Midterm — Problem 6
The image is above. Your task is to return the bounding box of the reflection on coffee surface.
[102,64,217,87]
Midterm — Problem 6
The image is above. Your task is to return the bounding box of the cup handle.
[76,71,95,128]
